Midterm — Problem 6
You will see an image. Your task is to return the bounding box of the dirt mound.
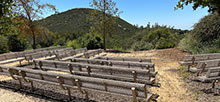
[154,48,190,61]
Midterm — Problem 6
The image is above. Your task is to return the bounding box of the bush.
[178,13,220,54]
[67,40,81,49]
[7,34,29,52]
[142,27,178,49]
[0,35,9,54]
[78,33,103,49]
[131,41,153,51]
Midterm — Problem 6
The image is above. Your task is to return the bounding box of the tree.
[90,0,121,50]
[0,0,14,35]
[175,0,220,14]
[11,0,56,49]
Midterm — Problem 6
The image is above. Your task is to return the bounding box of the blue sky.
[42,0,209,30]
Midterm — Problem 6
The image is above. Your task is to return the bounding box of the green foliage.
[176,0,220,14]
[0,35,9,54]
[130,25,181,51]
[131,42,153,51]
[78,33,103,49]
[178,13,220,54]
[67,40,81,49]
[7,34,29,52]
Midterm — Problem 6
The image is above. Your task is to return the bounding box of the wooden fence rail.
[0,46,63,66]
[70,58,155,71]
[33,60,157,84]
[61,49,102,61]
[96,56,152,63]
[179,53,220,71]
[0,65,158,102]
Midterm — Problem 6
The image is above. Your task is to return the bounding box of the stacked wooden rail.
[180,53,220,90]
[70,58,155,71]
[0,65,158,102]
[0,46,62,66]
[83,49,102,58]
[33,60,157,85]
[61,49,103,61]
[25,47,73,61]
[95,56,152,63]
[55,48,88,60]
[179,53,220,71]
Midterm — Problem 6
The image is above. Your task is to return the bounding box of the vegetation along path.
[107,48,196,102]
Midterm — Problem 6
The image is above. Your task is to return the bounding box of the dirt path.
[107,48,196,102]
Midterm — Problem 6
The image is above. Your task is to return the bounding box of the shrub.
[142,27,178,49]
[67,40,81,49]
[178,13,220,54]
[131,41,153,51]
[0,35,9,54]
[78,33,103,49]
[7,34,29,52]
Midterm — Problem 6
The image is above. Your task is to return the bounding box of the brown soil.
[0,48,211,102]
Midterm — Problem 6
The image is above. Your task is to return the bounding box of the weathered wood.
[92,53,107,59]
[34,60,156,76]
[0,65,157,101]
[179,53,220,66]
[84,49,102,58]
[56,48,87,60]
[195,67,220,82]
[70,58,155,71]
[96,56,152,63]
[35,66,155,85]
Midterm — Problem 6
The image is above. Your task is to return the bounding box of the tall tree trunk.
[103,0,106,50]
[30,21,36,49]
[32,30,36,49]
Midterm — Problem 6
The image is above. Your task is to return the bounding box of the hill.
[37,8,139,49]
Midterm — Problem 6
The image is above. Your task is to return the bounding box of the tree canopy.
[176,0,220,14]
[90,0,121,50]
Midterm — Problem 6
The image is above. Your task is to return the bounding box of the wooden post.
[0,67,3,72]
[68,64,73,74]
[71,78,76,86]
[103,82,108,91]
[33,60,37,69]
[30,81,34,91]
[39,74,44,80]
[148,70,151,80]
[212,80,217,88]
[86,66,91,77]
[75,79,84,94]
[144,85,148,98]
[19,61,22,67]
[131,87,137,102]
[78,65,82,71]
[54,62,57,68]
[18,78,22,89]
[39,61,43,70]
[67,88,71,101]
[139,59,142,63]
[128,63,131,68]
[132,71,137,83]
[57,76,67,90]
[197,63,207,76]
[188,56,195,71]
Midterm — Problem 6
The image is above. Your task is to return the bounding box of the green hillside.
[37,8,139,46]
[37,8,187,50]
